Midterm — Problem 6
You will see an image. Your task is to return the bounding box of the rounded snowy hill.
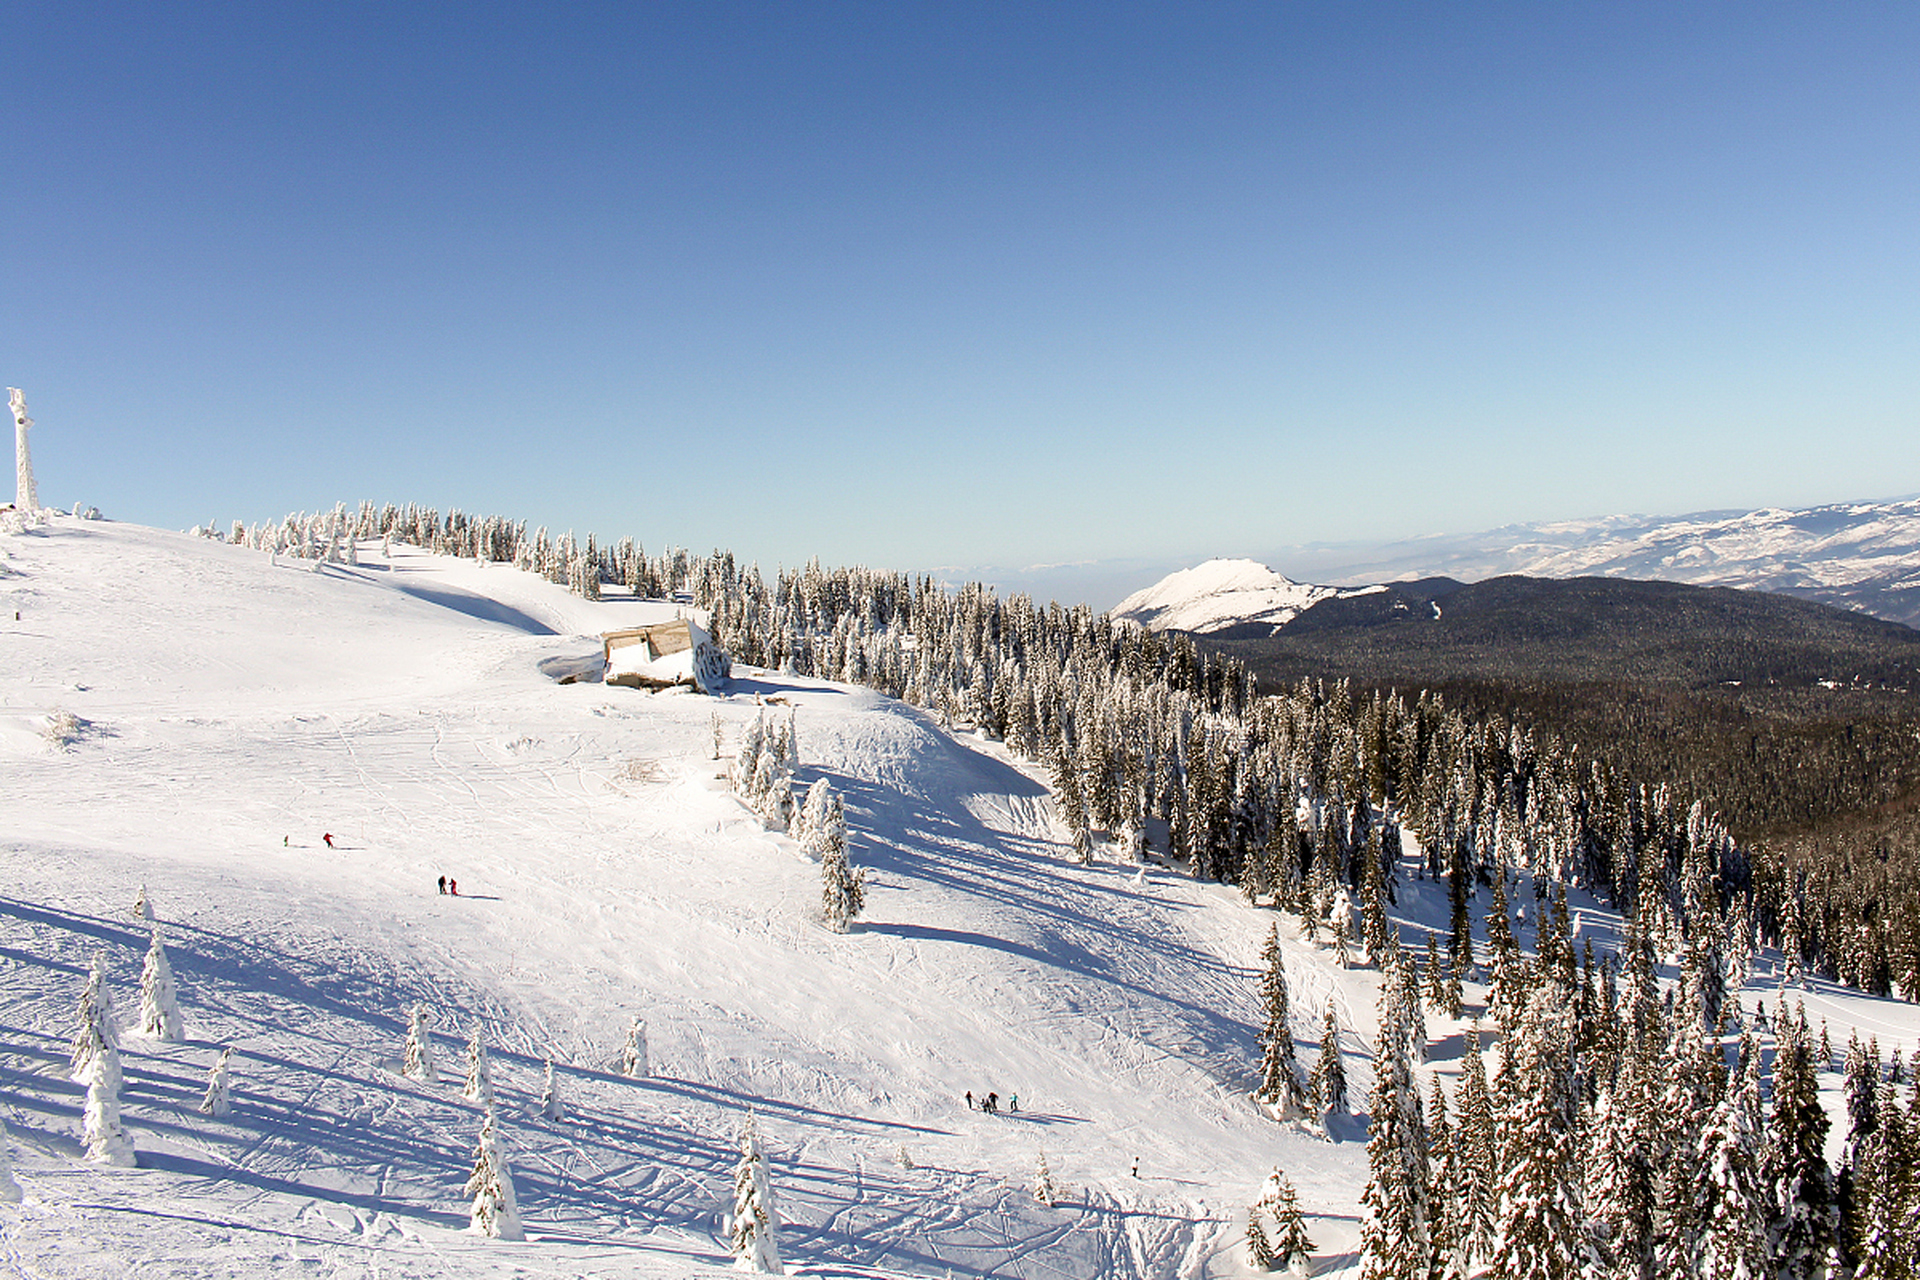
[1111,558,1374,635]
[0,516,1375,1278]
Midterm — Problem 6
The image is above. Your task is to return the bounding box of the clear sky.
[7,3,1918,595]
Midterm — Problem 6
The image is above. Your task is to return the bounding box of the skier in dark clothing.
[966,1091,975,1110]
[438,875,446,895]
[985,1092,998,1115]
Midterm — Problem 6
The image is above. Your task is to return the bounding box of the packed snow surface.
[4,516,1916,1278]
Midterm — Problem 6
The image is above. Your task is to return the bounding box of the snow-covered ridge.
[1110,558,1380,634]
[1304,496,1920,628]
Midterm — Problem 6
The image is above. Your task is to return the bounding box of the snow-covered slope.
[1110,559,1372,635]
[0,517,1372,1278]
[1298,496,1920,628]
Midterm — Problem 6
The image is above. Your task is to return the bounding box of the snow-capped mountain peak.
[1110,558,1358,634]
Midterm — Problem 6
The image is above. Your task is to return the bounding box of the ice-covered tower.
[9,388,36,522]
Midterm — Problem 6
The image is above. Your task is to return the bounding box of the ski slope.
[0,518,1368,1278]
[3,516,1917,1279]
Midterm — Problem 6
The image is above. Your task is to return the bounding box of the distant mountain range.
[1112,496,1920,632]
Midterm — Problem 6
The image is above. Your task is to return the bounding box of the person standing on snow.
[438,875,446,895]
[323,833,334,849]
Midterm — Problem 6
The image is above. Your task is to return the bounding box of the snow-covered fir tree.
[1247,1167,1315,1275]
[137,926,184,1042]
[797,778,842,861]
[465,1109,525,1241]
[728,1114,784,1274]
[1032,1149,1060,1206]
[1358,953,1429,1280]
[1491,981,1583,1280]
[1251,924,1309,1121]
[131,883,154,921]
[69,953,119,1084]
[1764,1003,1837,1276]
[82,1043,134,1167]
[463,1025,494,1107]
[1309,1004,1349,1120]
[1697,1031,1770,1280]
[402,1003,438,1083]
[540,1058,564,1121]
[199,1047,233,1117]
[819,798,866,933]
[622,1016,649,1079]
[1452,1026,1497,1272]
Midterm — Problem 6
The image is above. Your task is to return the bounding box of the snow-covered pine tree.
[1360,831,1392,964]
[1032,1149,1060,1206]
[82,1043,135,1167]
[465,1109,525,1240]
[199,1047,233,1116]
[132,883,154,921]
[540,1059,564,1121]
[728,1114,784,1273]
[1357,955,1429,1280]
[1311,1005,1349,1122]
[1491,985,1582,1280]
[463,1025,495,1106]
[69,953,119,1084]
[1696,1031,1770,1280]
[402,1004,438,1083]
[1453,1026,1497,1272]
[1251,924,1309,1121]
[1329,886,1354,969]
[137,926,184,1042]
[1426,1075,1463,1280]
[820,801,866,933]
[1247,1167,1315,1274]
[1764,1003,1836,1275]
[1849,1076,1912,1280]
[732,710,767,795]
[621,1016,649,1078]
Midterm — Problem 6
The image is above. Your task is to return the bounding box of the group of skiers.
[288,833,463,898]
[964,1090,1017,1115]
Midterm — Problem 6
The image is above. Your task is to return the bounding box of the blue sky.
[7,3,1918,600]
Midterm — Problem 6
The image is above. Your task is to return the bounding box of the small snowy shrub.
[131,883,154,921]
[200,1047,233,1116]
[463,1026,495,1106]
[41,708,81,751]
[621,1017,649,1079]
[1032,1149,1060,1206]
[539,1059,564,1121]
